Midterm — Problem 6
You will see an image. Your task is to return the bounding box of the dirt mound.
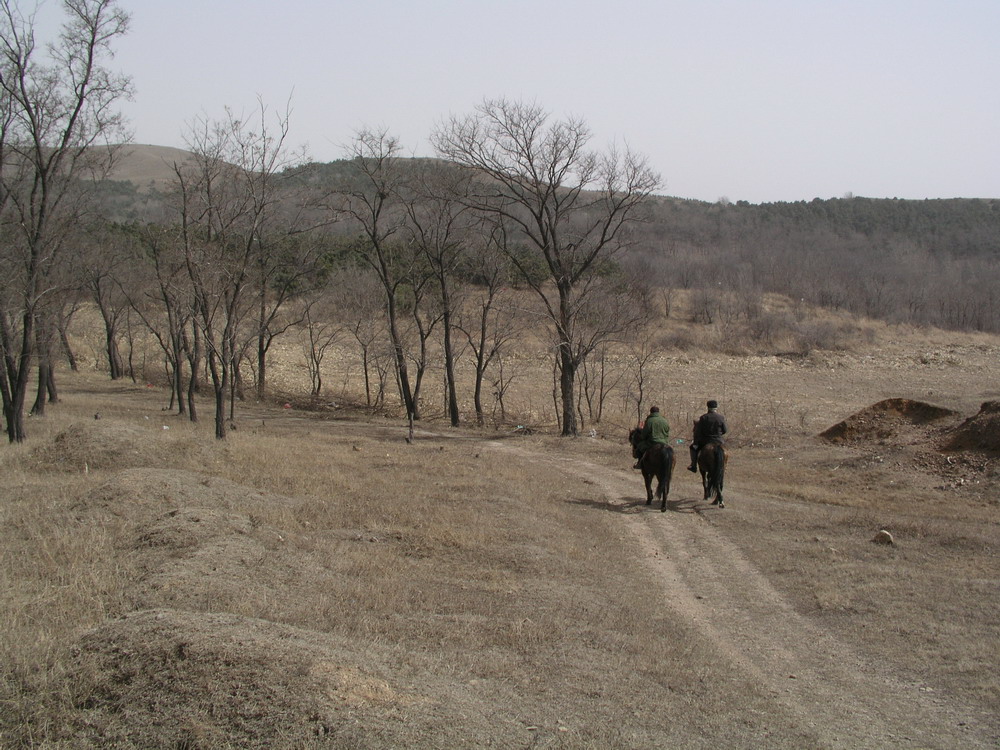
[133,507,257,553]
[819,398,959,444]
[818,399,997,493]
[127,506,276,611]
[30,422,211,473]
[70,609,501,748]
[943,401,1000,454]
[70,468,277,520]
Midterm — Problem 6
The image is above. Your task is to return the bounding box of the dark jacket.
[693,410,727,446]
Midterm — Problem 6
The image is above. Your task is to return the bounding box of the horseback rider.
[688,399,727,472]
[633,405,671,469]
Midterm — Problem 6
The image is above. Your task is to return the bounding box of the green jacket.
[638,412,671,451]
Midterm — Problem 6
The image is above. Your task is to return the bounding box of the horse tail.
[714,444,726,494]
[657,445,674,501]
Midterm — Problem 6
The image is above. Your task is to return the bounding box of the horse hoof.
[717,501,725,509]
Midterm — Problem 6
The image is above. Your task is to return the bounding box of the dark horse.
[629,429,675,512]
[697,442,727,508]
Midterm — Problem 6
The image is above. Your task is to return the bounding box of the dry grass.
[2,310,999,747]
[0,376,781,747]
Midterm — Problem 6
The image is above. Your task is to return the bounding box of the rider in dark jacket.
[688,400,727,472]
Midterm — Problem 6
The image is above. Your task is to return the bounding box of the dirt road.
[493,440,995,749]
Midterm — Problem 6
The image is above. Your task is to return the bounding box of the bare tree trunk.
[361,347,372,407]
[57,313,79,371]
[558,345,579,436]
[207,350,227,440]
[257,330,268,400]
[45,365,57,405]
[442,305,460,427]
[2,314,32,443]
[387,302,417,420]
[31,360,49,416]
[473,371,485,425]
[125,311,138,382]
[186,323,201,422]
[100,308,125,379]
[31,318,59,416]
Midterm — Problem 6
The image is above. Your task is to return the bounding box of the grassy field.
[1,305,998,748]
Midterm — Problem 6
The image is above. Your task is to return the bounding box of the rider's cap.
[649,405,660,413]
[707,400,718,409]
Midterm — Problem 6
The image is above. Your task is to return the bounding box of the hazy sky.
[40,0,1000,203]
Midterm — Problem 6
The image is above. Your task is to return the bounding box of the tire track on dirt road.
[490,440,994,749]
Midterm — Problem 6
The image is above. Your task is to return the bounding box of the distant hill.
[106,144,197,192]
[93,144,1000,332]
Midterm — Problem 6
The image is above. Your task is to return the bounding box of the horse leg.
[713,477,724,506]
[659,451,674,512]
[655,475,666,512]
[712,474,724,506]
[643,470,654,506]
[713,449,726,508]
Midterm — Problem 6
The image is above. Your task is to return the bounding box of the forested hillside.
[629,194,1000,332]
[101,150,999,336]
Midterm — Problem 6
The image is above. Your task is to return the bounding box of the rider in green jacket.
[633,405,671,469]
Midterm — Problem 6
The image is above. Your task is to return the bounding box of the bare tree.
[173,101,300,439]
[79,224,138,378]
[28,306,58,414]
[0,0,131,442]
[578,343,629,429]
[251,232,323,399]
[299,294,342,397]
[54,289,83,371]
[403,161,474,426]
[330,266,388,409]
[626,332,658,427]
[456,226,520,426]
[31,229,88,414]
[331,128,422,419]
[402,256,441,418]
[433,98,660,435]
[125,224,198,416]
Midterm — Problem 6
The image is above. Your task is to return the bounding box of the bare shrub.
[748,311,795,347]
[792,320,858,353]
[690,287,717,324]
[656,328,696,351]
